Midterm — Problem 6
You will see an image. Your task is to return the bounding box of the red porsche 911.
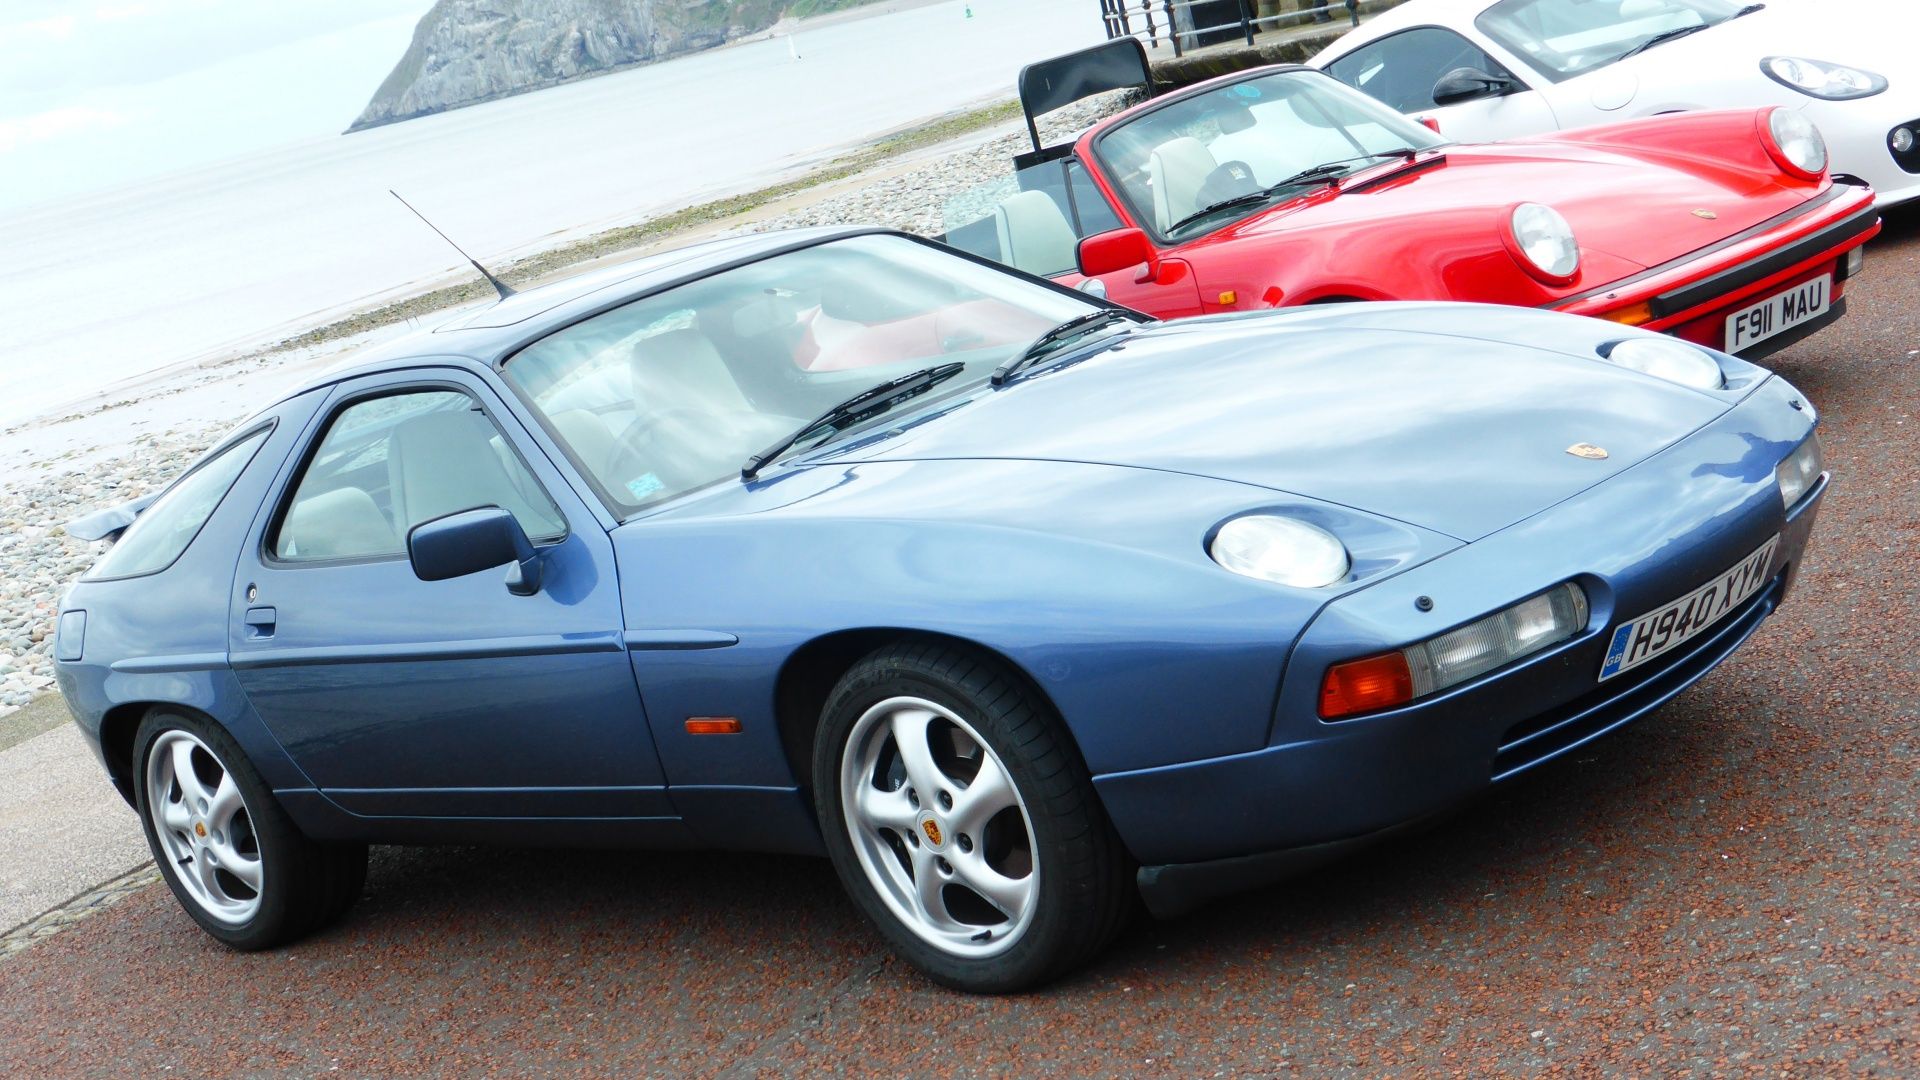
[944,40,1878,358]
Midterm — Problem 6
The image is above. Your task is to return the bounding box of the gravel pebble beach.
[0,425,227,710]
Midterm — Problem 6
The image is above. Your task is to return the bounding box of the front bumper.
[1553,186,1880,356]
[1101,375,1825,916]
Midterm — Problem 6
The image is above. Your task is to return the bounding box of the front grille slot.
[1491,575,1784,780]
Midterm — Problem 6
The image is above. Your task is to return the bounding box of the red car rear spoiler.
[1017,38,1152,166]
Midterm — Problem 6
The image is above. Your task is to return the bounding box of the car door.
[1323,26,1559,143]
[227,367,677,827]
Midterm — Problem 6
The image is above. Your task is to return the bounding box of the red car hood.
[1217,138,1812,277]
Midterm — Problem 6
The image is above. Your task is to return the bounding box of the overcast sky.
[1,1,428,212]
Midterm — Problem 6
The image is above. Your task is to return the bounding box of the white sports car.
[1311,0,1919,206]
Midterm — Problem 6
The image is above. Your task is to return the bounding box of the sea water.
[0,0,1095,428]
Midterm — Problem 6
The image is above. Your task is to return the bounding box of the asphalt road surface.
[3,214,1916,1077]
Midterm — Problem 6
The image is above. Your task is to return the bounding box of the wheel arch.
[98,700,223,808]
[773,628,1069,796]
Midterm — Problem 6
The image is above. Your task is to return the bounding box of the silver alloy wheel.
[144,729,264,925]
[839,696,1039,958]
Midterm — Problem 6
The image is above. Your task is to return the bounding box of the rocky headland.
[350,0,884,131]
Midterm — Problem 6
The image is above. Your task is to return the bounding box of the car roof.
[287,225,871,400]
[1315,0,1493,61]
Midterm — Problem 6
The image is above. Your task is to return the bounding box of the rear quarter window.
[86,427,271,580]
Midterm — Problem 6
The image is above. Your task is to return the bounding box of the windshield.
[1476,0,1745,81]
[502,235,1096,513]
[1092,70,1445,240]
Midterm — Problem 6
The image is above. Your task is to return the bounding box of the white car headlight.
[1763,108,1829,178]
[1509,203,1580,283]
[1405,583,1590,698]
[1762,56,1887,101]
[1210,515,1350,588]
[1602,338,1725,391]
[1319,582,1589,719]
[1776,435,1823,509]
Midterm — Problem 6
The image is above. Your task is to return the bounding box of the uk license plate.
[1599,536,1778,682]
[1726,275,1831,352]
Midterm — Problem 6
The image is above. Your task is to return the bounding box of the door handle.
[244,606,277,638]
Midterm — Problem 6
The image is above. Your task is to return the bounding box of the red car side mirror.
[1077,228,1159,283]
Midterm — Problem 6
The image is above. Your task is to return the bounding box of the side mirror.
[1432,67,1515,107]
[1077,228,1159,283]
[407,506,543,596]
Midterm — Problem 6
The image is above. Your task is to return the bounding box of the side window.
[86,427,271,580]
[272,389,566,562]
[1326,28,1514,112]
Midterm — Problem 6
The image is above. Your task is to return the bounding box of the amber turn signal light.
[1319,653,1415,720]
[685,717,742,735]
[1600,301,1655,327]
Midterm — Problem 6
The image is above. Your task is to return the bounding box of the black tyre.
[133,709,367,949]
[813,643,1130,992]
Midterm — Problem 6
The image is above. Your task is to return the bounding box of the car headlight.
[1761,56,1887,101]
[1776,435,1823,509]
[1210,514,1350,588]
[1320,583,1590,719]
[1760,107,1829,179]
[1508,203,1580,284]
[1601,338,1725,390]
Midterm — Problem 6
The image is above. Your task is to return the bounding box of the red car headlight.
[1504,203,1580,286]
[1759,107,1829,181]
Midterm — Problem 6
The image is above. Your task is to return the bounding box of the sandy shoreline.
[0,90,1124,715]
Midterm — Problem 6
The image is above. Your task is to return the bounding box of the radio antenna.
[389,190,515,300]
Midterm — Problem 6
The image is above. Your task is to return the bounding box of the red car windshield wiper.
[1165,149,1422,235]
[1266,149,1421,191]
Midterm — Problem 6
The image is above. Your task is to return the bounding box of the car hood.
[826,306,1735,542]
[1222,139,1808,277]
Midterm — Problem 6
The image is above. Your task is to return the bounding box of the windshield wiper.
[1165,150,1421,235]
[741,362,967,480]
[1613,20,1715,61]
[1266,149,1420,191]
[990,310,1143,387]
[1165,190,1284,235]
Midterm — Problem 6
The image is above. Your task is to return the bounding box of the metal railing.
[1098,0,1361,58]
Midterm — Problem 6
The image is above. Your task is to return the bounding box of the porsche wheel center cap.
[193,820,208,838]
[918,814,947,850]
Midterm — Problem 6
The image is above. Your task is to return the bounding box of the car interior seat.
[387,409,561,539]
[1148,136,1220,232]
[629,328,752,417]
[547,409,619,480]
[992,190,1080,277]
[621,327,792,488]
[279,486,396,560]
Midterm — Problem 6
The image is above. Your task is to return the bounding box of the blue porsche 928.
[53,228,1826,992]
